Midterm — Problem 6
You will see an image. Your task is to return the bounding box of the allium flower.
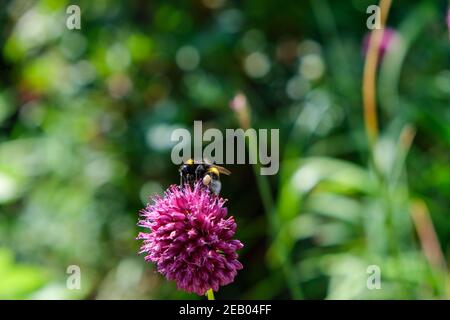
[137,183,243,296]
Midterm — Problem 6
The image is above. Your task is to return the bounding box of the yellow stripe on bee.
[186,159,194,165]
[208,167,220,175]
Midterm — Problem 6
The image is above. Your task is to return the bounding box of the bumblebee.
[179,159,231,195]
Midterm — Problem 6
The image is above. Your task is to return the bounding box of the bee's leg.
[195,165,205,181]
[180,172,186,186]
[194,165,199,180]
[210,179,221,195]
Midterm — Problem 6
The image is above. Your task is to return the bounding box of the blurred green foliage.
[0,0,449,299]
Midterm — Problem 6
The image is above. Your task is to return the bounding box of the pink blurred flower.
[229,92,247,112]
[362,27,399,59]
[447,8,450,38]
[137,183,243,296]
[229,92,250,130]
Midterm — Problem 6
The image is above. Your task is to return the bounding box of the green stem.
[206,289,215,300]
[251,163,276,231]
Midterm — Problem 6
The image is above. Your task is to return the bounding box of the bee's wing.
[202,158,231,175]
[212,164,231,175]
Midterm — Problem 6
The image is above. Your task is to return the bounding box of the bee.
[179,159,231,195]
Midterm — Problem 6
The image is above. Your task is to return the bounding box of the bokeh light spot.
[244,52,270,78]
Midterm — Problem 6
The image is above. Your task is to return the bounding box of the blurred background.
[0,0,449,299]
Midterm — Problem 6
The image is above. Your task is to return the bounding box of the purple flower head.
[137,182,243,296]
